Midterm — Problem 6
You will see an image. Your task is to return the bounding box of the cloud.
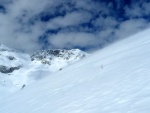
[116,19,150,39]
[48,32,99,49]
[0,0,150,53]
[47,10,92,30]
[125,1,150,18]
[0,0,54,53]
[92,16,118,29]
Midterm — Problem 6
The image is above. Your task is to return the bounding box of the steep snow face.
[0,45,87,99]
[0,29,150,113]
[0,44,31,98]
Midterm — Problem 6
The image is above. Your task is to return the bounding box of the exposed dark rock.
[41,60,51,65]
[21,84,26,90]
[7,56,16,60]
[0,65,21,74]
[53,50,60,56]
[59,68,62,71]
[30,49,87,65]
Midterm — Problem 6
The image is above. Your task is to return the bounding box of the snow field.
[1,29,150,113]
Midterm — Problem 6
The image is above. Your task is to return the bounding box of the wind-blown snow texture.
[1,29,150,113]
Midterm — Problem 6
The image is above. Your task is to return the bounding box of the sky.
[0,0,150,53]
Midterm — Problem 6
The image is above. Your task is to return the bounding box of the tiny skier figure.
[21,84,26,90]
[101,65,103,69]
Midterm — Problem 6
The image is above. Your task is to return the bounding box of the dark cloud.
[0,0,150,53]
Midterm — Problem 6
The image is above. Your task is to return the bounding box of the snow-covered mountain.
[31,49,87,66]
[1,29,150,113]
[0,44,87,99]
[0,43,31,98]
[0,43,28,74]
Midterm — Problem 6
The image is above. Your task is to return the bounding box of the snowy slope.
[0,45,87,99]
[0,44,31,98]
[1,29,150,113]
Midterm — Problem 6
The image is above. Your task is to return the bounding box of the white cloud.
[125,1,150,18]
[48,32,99,49]
[116,19,150,39]
[74,0,110,15]
[93,16,118,29]
[0,0,56,53]
[0,0,150,53]
[47,11,92,30]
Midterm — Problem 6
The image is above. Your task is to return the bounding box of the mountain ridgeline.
[31,49,87,65]
[0,43,87,74]
[0,43,88,98]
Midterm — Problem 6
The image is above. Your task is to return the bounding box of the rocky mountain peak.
[0,43,88,99]
[31,49,88,65]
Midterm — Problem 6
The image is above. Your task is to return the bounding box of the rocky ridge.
[31,49,87,65]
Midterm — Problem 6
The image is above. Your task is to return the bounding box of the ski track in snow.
[1,29,150,113]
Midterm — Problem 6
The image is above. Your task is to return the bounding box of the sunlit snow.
[1,29,150,113]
